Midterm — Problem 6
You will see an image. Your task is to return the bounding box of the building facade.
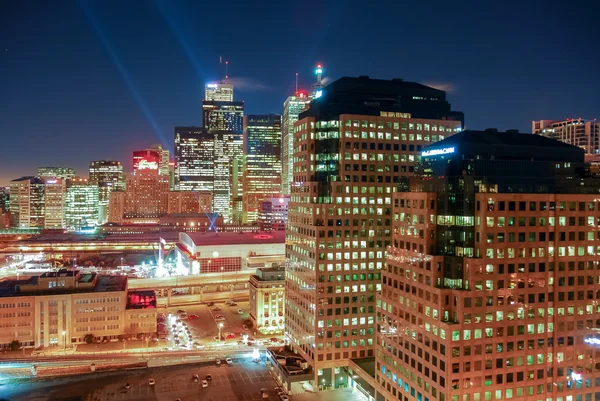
[282,93,310,195]
[249,265,285,334]
[0,271,156,349]
[9,176,45,229]
[37,167,75,180]
[284,76,464,390]
[123,169,170,219]
[168,191,212,214]
[43,178,66,229]
[533,118,600,155]
[64,177,99,230]
[205,82,234,102]
[258,196,290,231]
[202,101,244,133]
[375,130,600,401]
[243,114,282,223]
[89,160,125,225]
[174,127,215,192]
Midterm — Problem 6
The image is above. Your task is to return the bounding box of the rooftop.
[185,230,286,247]
[0,273,127,298]
[423,129,585,163]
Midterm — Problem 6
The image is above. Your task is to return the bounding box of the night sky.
[1,1,599,185]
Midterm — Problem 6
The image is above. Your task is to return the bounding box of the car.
[161,347,169,351]
[237,309,244,315]
[225,358,233,365]
[202,380,209,388]
[149,378,156,386]
[242,325,249,331]
[279,396,289,401]
[215,316,226,321]
[182,322,188,327]
[207,301,214,306]
[124,383,131,390]
[205,374,213,381]
[180,313,188,319]
[215,358,221,365]
[192,374,199,382]
[176,309,186,314]
[274,387,283,394]
[188,314,199,319]
[157,313,167,318]
[260,388,269,399]
[213,307,221,312]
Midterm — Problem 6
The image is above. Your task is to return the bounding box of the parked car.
[124,383,131,390]
[148,378,156,386]
[242,325,249,331]
[188,314,199,319]
[260,388,269,399]
[280,395,289,401]
[274,387,283,395]
[207,301,214,306]
[213,307,222,312]
[215,358,221,365]
[226,358,233,365]
[192,374,199,382]
[180,313,188,319]
[237,309,244,315]
[202,380,209,388]
[205,374,213,381]
[176,309,186,314]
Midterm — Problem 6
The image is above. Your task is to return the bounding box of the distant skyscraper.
[243,114,282,223]
[202,101,244,133]
[258,196,289,231]
[282,93,310,195]
[9,177,45,229]
[89,160,125,224]
[533,118,600,155]
[43,177,65,229]
[205,82,234,102]
[214,130,244,223]
[37,167,75,180]
[64,177,99,230]
[0,186,9,213]
[174,127,215,192]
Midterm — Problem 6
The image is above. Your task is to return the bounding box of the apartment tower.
[533,118,600,155]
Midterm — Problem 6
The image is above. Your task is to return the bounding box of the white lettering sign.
[422,147,455,157]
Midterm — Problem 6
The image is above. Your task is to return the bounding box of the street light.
[62,331,66,350]
[218,323,223,344]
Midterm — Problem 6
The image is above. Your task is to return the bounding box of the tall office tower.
[284,76,463,390]
[37,167,75,180]
[149,144,171,176]
[202,101,245,133]
[174,127,215,191]
[43,178,65,229]
[282,93,310,195]
[215,129,244,223]
[243,114,283,223]
[64,177,99,230]
[533,118,600,155]
[123,169,170,219]
[9,177,45,229]
[374,129,600,401]
[205,82,234,102]
[89,160,125,224]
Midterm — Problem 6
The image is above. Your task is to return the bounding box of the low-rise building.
[249,265,285,333]
[176,231,285,275]
[0,271,156,349]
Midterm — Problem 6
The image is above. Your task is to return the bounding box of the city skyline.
[1,1,599,185]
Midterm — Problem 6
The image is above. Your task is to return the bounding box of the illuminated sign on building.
[138,160,158,170]
[422,147,455,157]
[46,180,57,184]
[315,90,323,99]
[206,83,218,88]
[585,337,600,346]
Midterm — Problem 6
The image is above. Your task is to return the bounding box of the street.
[2,358,280,401]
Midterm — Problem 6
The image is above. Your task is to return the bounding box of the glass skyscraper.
[243,114,282,223]
[282,94,310,196]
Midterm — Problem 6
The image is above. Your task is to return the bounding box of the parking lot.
[160,300,258,348]
[92,358,282,401]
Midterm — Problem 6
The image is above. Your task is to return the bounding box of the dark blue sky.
[1,0,599,185]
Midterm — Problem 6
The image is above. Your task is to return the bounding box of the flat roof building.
[249,265,285,334]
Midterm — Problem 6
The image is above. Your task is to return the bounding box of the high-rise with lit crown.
[243,114,282,223]
[374,129,600,401]
[205,82,234,102]
[284,75,463,391]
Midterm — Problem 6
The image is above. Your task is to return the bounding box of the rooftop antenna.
[225,60,229,81]
[295,72,298,96]
[219,56,223,84]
